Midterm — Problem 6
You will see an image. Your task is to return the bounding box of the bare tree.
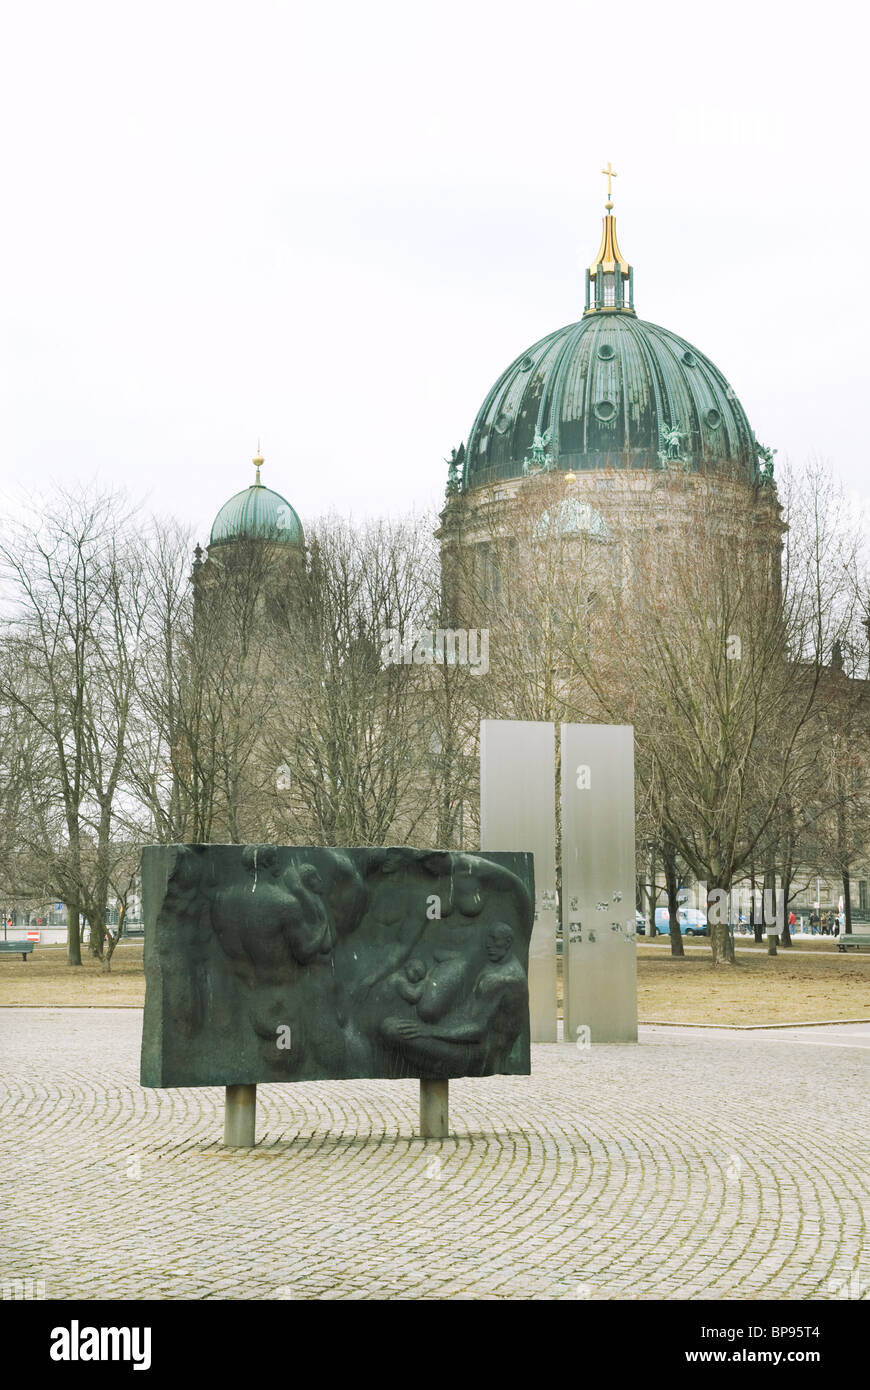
[559,464,850,965]
[126,517,197,842]
[266,514,446,846]
[810,663,870,934]
[0,486,146,965]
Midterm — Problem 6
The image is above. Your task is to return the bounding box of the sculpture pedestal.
[224,1083,257,1147]
[419,1079,448,1139]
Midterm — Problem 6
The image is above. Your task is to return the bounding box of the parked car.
[635,910,647,936]
[653,907,708,936]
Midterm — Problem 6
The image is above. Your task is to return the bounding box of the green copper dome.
[463,313,760,489]
[460,198,772,491]
[209,462,304,550]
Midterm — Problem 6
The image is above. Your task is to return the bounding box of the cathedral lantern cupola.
[584,163,634,315]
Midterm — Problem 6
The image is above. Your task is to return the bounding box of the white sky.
[1,0,867,545]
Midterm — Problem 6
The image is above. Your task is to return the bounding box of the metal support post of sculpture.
[140,845,534,1146]
[480,720,558,1042]
[561,724,638,1044]
[420,1079,449,1139]
[224,1084,257,1147]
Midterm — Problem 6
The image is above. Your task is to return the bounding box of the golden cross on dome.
[601,162,617,208]
[253,442,264,486]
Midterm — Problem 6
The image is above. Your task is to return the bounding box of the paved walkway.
[1,1009,867,1301]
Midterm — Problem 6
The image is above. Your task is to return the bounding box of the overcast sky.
[1,0,867,545]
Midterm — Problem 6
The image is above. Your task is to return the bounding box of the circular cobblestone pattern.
[1,1010,867,1300]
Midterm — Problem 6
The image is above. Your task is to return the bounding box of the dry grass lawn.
[636,942,870,1025]
[2,940,869,1026]
[0,943,146,1008]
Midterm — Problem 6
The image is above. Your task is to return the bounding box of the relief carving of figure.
[379,923,529,1077]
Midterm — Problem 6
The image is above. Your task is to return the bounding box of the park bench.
[0,940,35,962]
[837,931,870,953]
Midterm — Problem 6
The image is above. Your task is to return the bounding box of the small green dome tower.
[209,451,304,549]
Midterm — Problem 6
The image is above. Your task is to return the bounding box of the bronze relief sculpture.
[140,845,534,1087]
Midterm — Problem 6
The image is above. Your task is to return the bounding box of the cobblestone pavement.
[1,1009,867,1301]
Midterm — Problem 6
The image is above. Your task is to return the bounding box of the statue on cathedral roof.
[755,440,777,486]
[657,422,688,470]
[445,444,465,498]
[522,427,555,476]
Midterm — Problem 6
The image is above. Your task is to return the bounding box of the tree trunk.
[87,899,105,959]
[662,841,684,958]
[750,867,762,943]
[763,866,778,956]
[102,904,125,973]
[778,796,796,948]
[91,808,114,959]
[67,897,82,967]
[102,931,119,972]
[708,884,735,965]
[710,920,736,964]
[843,869,852,934]
[66,815,84,966]
[780,872,793,948]
[647,844,657,937]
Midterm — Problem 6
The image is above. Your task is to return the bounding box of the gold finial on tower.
[585,164,634,314]
[601,161,617,211]
[253,442,264,486]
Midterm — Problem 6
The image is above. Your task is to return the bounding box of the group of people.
[733,910,843,936]
[806,911,842,936]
